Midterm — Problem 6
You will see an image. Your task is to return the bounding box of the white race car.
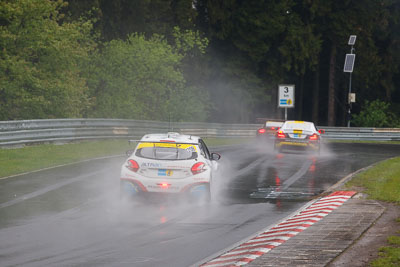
[120,132,221,202]
[274,120,325,154]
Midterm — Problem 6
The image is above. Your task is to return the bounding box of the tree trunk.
[312,58,320,124]
[298,75,304,120]
[328,44,337,126]
[384,72,392,102]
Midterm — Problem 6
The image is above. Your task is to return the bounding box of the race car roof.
[265,121,284,127]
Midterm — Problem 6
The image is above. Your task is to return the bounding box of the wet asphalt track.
[0,141,399,267]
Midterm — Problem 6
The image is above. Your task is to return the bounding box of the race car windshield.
[135,143,198,160]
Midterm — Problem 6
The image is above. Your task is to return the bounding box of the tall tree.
[63,0,198,41]
[0,0,95,120]
[309,0,387,125]
[195,0,321,121]
[87,31,209,121]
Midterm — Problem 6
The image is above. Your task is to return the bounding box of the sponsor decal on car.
[141,162,162,168]
[158,169,173,176]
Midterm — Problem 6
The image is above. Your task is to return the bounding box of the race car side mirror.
[211,152,221,161]
[126,149,135,157]
[318,129,325,134]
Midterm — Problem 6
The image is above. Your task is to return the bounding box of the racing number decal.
[186,146,195,152]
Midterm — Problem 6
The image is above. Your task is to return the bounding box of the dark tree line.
[1,0,399,126]
[193,0,400,126]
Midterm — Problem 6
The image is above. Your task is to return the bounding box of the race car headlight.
[126,159,139,172]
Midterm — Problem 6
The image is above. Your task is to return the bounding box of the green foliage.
[0,0,399,124]
[197,1,322,78]
[0,0,96,120]
[74,0,198,42]
[372,245,400,267]
[387,235,400,245]
[87,32,209,121]
[278,23,322,75]
[346,156,400,267]
[172,26,209,56]
[352,100,399,127]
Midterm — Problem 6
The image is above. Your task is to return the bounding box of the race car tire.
[119,180,140,201]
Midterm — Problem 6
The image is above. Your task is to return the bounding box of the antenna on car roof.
[168,112,175,132]
[168,113,171,132]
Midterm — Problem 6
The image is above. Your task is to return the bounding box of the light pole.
[344,35,356,127]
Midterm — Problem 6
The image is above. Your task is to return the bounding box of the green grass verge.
[0,140,128,178]
[346,157,400,203]
[346,157,400,266]
[203,137,250,147]
[0,138,249,178]
[372,235,400,267]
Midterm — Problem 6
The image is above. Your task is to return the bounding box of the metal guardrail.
[321,126,400,141]
[0,119,399,148]
[0,119,260,148]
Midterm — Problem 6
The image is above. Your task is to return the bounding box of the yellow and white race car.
[274,121,324,154]
[120,132,221,202]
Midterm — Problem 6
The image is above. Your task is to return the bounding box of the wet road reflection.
[217,141,400,204]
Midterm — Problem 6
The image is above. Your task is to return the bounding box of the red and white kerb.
[200,191,357,267]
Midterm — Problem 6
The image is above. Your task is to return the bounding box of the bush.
[87,33,209,122]
[0,0,96,120]
[352,100,399,127]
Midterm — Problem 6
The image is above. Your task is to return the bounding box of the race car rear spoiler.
[128,140,199,146]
